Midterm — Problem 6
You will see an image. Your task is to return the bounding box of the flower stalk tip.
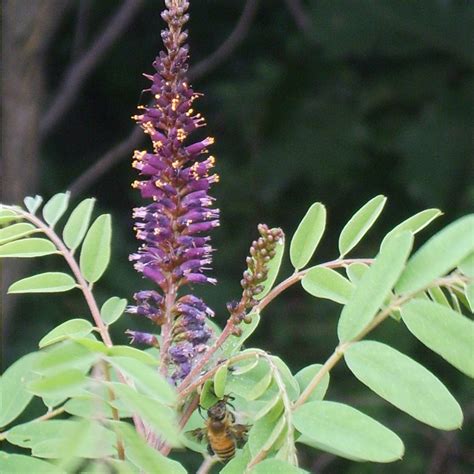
[227,224,285,331]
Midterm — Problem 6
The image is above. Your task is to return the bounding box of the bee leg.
[207,444,215,456]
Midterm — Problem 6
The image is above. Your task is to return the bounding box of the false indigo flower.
[128,0,218,382]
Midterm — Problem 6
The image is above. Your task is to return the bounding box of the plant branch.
[179,349,262,400]
[293,273,467,409]
[178,258,374,396]
[282,0,313,39]
[41,0,145,137]
[68,127,144,196]
[257,258,374,313]
[177,317,237,393]
[188,0,260,81]
[71,0,92,59]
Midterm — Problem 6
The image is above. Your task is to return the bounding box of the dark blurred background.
[2,1,473,472]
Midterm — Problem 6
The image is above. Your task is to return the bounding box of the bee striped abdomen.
[209,431,236,462]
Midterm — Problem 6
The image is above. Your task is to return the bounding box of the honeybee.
[188,395,250,462]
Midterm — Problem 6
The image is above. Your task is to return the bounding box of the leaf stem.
[178,258,374,395]
[293,273,466,409]
[257,258,374,312]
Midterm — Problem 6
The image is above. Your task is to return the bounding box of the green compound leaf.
[427,286,451,308]
[0,208,22,225]
[100,296,127,325]
[27,369,88,399]
[107,345,158,365]
[62,198,96,251]
[249,413,286,459]
[199,379,219,409]
[213,364,228,399]
[466,282,474,312]
[0,352,39,428]
[221,445,251,474]
[79,214,112,283]
[42,192,70,228]
[0,238,57,258]
[107,356,176,404]
[294,401,404,463]
[401,299,474,378]
[255,234,285,300]
[0,453,65,473]
[345,262,369,283]
[458,252,474,277]
[104,459,138,474]
[63,395,117,419]
[111,421,186,474]
[227,358,273,400]
[396,215,474,294]
[24,195,43,214]
[295,363,330,402]
[380,208,442,250]
[344,341,463,430]
[338,232,413,342]
[254,393,282,420]
[35,340,98,375]
[302,266,354,304]
[290,202,326,270]
[338,195,386,257]
[250,459,308,473]
[6,419,116,460]
[108,383,180,446]
[8,272,76,293]
[39,318,94,348]
[33,420,116,460]
[0,223,36,244]
[271,356,300,401]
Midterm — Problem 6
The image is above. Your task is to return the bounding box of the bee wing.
[230,424,251,448]
[186,428,208,443]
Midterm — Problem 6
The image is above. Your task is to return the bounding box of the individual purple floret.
[127,0,217,382]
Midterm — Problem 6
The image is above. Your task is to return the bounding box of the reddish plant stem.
[177,258,374,394]
[178,317,236,392]
[159,279,178,378]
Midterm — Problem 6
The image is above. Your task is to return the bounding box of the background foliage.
[2,1,473,472]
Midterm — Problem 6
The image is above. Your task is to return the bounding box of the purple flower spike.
[128,0,217,382]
